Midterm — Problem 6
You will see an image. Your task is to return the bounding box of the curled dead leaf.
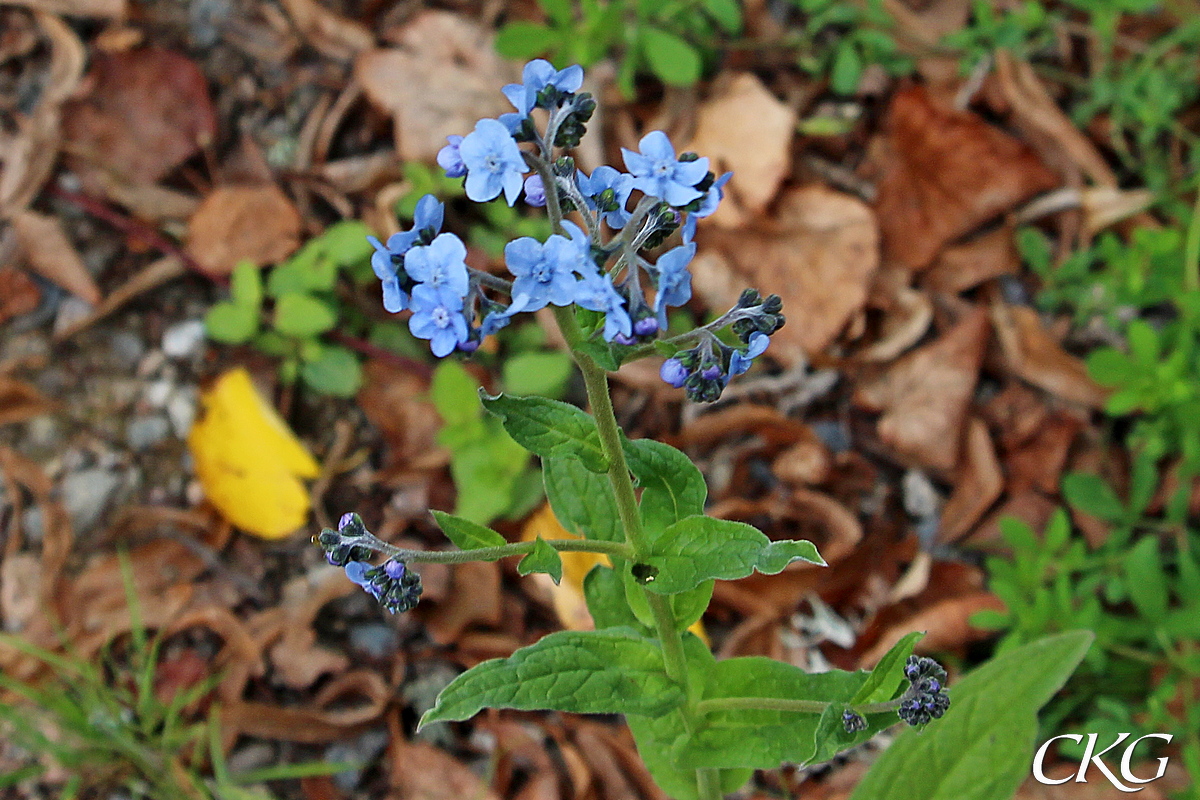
[991,302,1109,409]
[859,590,1006,667]
[186,185,302,276]
[11,209,101,304]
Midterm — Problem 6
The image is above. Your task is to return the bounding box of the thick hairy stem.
[696,696,902,716]
[358,537,632,565]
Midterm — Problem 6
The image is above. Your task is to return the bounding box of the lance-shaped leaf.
[623,438,706,531]
[419,629,684,728]
[849,630,1094,800]
[641,516,824,594]
[518,536,564,584]
[543,456,622,542]
[481,393,608,473]
[430,510,507,553]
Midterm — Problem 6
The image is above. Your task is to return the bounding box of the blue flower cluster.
[316,514,422,614]
[367,58,784,401]
[897,656,951,726]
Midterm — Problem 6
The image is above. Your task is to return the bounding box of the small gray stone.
[126,415,170,451]
[162,320,207,359]
[325,729,388,792]
[108,331,146,370]
[348,622,399,660]
[224,742,274,774]
[166,388,197,437]
[61,468,121,533]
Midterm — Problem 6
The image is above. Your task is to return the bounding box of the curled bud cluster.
[314,513,422,614]
[841,709,868,734]
[897,656,950,727]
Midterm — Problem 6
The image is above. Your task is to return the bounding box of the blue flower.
[504,221,588,311]
[500,59,585,127]
[621,131,709,207]
[409,284,469,357]
[682,171,732,243]
[652,242,696,329]
[577,166,634,229]
[459,118,529,206]
[523,174,546,207]
[343,558,422,613]
[479,293,532,338]
[729,332,769,377]
[437,135,466,178]
[660,358,688,387]
[404,232,470,303]
[367,194,445,312]
[573,271,631,342]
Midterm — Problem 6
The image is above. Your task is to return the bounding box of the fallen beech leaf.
[355,12,518,162]
[872,85,1058,270]
[62,48,216,189]
[11,210,101,303]
[357,359,445,470]
[859,590,1006,667]
[186,185,302,276]
[686,72,796,228]
[854,309,989,471]
[699,185,879,359]
[858,284,932,362]
[0,267,41,323]
[923,225,1020,295]
[424,559,502,645]
[991,303,1109,408]
[187,367,319,539]
[388,739,501,800]
[939,418,1004,541]
[1079,185,1155,237]
[1006,412,1082,495]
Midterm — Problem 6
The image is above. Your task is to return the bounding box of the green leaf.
[205,301,258,344]
[430,510,507,552]
[299,344,361,397]
[518,536,564,584]
[574,338,623,372]
[274,293,337,337]
[676,657,876,769]
[850,631,922,704]
[449,434,528,524]
[536,0,574,25]
[419,629,685,728]
[700,0,742,33]
[639,27,703,86]
[495,22,558,59]
[319,221,375,266]
[230,261,263,308]
[481,393,608,472]
[503,351,574,399]
[431,361,484,431]
[1061,472,1126,522]
[848,631,1094,800]
[543,456,622,542]
[583,565,645,630]
[1086,347,1140,387]
[1124,536,1168,622]
[623,438,706,532]
[643,516,824,594]
[830,42,863,94]
[267,244,337,296]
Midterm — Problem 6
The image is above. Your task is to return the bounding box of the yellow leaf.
[520,503,709,644]
[187,367,319,539]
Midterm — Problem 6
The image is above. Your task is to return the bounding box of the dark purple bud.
[633,317,659,336]
[383,559,406,580]
[700,364,723,381]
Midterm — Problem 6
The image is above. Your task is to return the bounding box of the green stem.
[366,537,632,565]
[1184,187,1200,293]
[696,696,902,716]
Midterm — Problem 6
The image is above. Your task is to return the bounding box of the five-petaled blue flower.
[577,166,634,229]
[367,194,445,312]
[459,118,529,206]
[729,332,770,378]
[500,59,585,131]
[408,284,469,357]
[404,232,470,303]
[622,131,710,207]
[653,242,696,329]
[682,171,732,243]
[504,223,588,312]
[574,271,631,342]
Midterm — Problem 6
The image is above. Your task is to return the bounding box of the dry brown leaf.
[388,739,501,800]
[1006,412,1082,495]
[858,284,932,362]
[0,266,41,323]
[4,0,125,17]
[222,671,389,744]
[1079,185,1155,238]
[11,209,101,303]
[699,185,879,359]
[854,308,989,470]
[859,590,1006,667]
[186,185,302,276]
[358,359,445,470]
[0,553,42,633]
[790,488,864,566]
[62,48,216,190]
[939,418,1004,541]
[423,560,502,645]
[685,72,796,228]
[992,303,1109,409]
[278,0,372,61]
[872,85,1059,270]
[966,490,1057,548]
[0,376,57,426]
[355,12,519,162]
[923,225,1021,295]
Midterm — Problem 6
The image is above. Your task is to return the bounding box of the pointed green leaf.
[1124,537,1167,622]
[481,393,608,472]
[518,537,564,584]
[543,456,622,541]
[1061,472,1126,522]
[643,516,824,594]
[430,510,507,552]
[418,629,684,728]
[583,565,645,631]
[639,27,702,86]
[623,438,706,531]
[849,631,1094,800]
[850,631,923,704]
